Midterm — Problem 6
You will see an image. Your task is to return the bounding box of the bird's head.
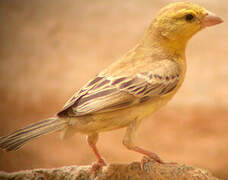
[143,2,223,52]
[154,2,223,41]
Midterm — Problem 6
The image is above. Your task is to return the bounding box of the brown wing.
[58,60,180,117]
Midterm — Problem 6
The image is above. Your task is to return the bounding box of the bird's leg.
[123,119,164,164]
[87,133,106,172]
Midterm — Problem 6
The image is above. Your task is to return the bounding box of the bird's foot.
[141,151,164,164]
[141,155,177,168]
[130,146,164,163]
[90,158,107,174]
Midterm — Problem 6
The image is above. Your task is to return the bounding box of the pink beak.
[201,12,223,28]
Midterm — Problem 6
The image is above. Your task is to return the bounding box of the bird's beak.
[201,11,223,28]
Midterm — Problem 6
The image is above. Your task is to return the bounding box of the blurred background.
[0,0,227,178]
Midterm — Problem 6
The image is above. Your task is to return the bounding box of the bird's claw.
[142,151,165,164]
[90,158,107,174]
[141,155,178,168]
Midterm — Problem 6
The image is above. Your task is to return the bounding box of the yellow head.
[143,2,223,51]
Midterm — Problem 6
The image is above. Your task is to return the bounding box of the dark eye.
[185,14,194,21]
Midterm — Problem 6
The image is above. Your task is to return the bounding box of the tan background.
[0,0,227,179]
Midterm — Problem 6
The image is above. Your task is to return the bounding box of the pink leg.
[129,146,164,163]
[123,119,164,164]
[89,143,106,165]
[87,133,106,172]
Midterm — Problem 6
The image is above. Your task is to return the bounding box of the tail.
[0,117,66,151]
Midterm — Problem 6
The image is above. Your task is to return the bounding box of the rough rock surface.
[0,158,220,180]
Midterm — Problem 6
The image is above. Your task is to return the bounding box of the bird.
[0,2,223,168]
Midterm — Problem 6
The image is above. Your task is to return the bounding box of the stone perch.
[0,158,221,180]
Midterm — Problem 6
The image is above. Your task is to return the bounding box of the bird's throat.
[140,27,187,60]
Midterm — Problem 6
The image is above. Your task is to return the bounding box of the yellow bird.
[0,2,223,167]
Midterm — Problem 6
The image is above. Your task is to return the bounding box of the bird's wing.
[57,60,180,117]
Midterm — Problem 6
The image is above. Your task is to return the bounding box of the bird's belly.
[71,95,173,134]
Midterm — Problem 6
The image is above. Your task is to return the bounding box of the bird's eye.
[185,14,194,21]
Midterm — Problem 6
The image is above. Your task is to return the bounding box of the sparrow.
[0,2,223,167]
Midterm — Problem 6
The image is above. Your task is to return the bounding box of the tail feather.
[0,117,66,151]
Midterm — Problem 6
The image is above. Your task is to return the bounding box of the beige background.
[0,0,227,179]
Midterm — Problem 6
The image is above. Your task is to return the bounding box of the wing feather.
[58,60,180,117]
